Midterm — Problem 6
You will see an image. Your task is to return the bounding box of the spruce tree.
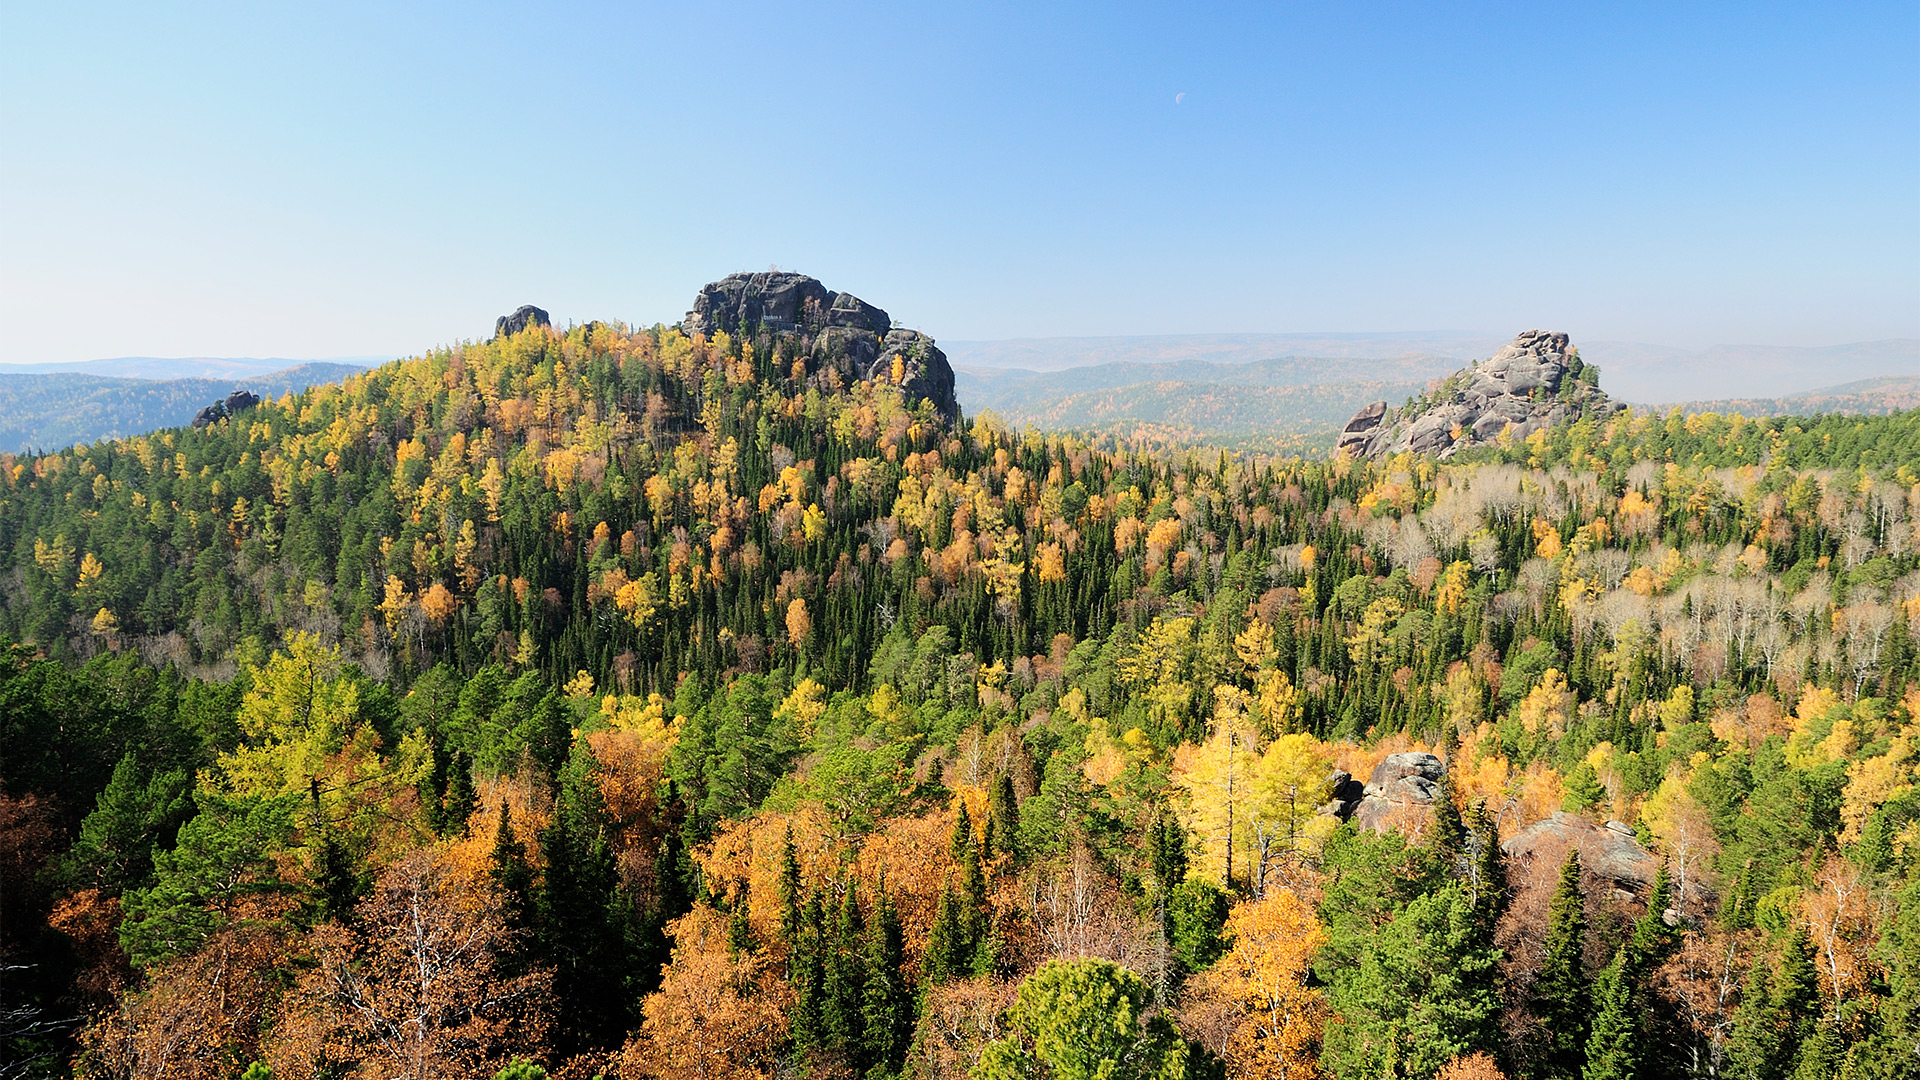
[989,773,1020,863]
[778,825,803,959]
[922,882,965,989]
[824,883,868,1065]
[1726,959,1784,1080]
[442,751,477,836]
[490,801,536,943]
[1534,851,1590,1080]
[790,893,828,1052]
[1582,947,1638,1080]
[861,884,913,1079]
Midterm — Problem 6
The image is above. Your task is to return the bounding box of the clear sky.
[3,2,1916,364]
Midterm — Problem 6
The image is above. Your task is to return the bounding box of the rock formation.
[683,272,957,421]
[192,389,262,429]
[1339,330,1623,458]
[1321,751,1448,834]
[494,304,551,340]
[1502,810,1661,899]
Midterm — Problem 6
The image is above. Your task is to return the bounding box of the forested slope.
[2,294,1918,1080]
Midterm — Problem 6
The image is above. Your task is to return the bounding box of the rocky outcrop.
[1351,752,1447,833]
[1502,811,1661,898]
[683,272,958,420]
[494,304,551,339]
[192,389,262,429]
[1341,330,1623,459]
[1319,752,1449,833]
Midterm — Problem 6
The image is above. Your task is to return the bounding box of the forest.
[1,316,1917,1080]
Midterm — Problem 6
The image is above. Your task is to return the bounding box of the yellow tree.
[1182,889,1329,1080]
[1173,689,1260,888]
[1246,735,1336,897]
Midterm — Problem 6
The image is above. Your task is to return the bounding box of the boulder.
[683,272,959,420]
[223,390,259,414]
[1336,401,1388,452]
[494,304,551,339]
[1318,769,1365,818]
[1501,810,1661,896]
[191,404,224,428]
[1348,752,1446,833]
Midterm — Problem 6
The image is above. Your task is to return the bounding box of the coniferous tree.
[922,882,965,990]
[539,750,630,1055]
[1582,947,1638,1080]
[824,883,868,1067]
[861,884,912,1079]
[790,893,828,1052]
[1533,851,1590,1080]
[989,773,1020,864]
[1726,959,1784,1080]
[778,825,803,959]
[490,801,535,944]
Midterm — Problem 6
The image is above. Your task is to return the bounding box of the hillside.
[0,361,370,453]
[1,274,1918,1079]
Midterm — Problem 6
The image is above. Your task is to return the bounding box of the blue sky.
[2,2,1915,364]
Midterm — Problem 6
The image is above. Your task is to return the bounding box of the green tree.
[1581,948,1637,1080]
[824,882,868,1065]
[61,752,193,896]
[862,885,913,1078]
[1167,879,1229,976]
[1533,851,1591,1080]
[972,958,1198,1080]
[119,793,296,968]
[1322,883,1502,1080]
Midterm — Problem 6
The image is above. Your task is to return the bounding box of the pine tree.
[1534,851,1590,1080]
[861,884,912,1079]
[1582,947,1638,1080]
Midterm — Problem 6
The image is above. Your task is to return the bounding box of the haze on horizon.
[2,2,1915,367]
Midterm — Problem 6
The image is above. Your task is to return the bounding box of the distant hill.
[0,362,370,453]
[1585,338,1918,402]
[1655,374,1920,418]
[0,355,387,380]
[943,331,1503,371]
[956,353,1461,450]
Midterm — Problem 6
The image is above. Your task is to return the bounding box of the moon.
[1174,92,1185,104]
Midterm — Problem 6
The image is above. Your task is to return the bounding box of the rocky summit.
[1338,329,1622,458]
[684,271,958,420]
[494,304,551,340]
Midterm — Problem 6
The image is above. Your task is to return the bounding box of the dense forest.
[2,312,1917,1080]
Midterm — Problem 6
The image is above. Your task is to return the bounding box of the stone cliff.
[684,272,958,421]
[1338,330,1622,458]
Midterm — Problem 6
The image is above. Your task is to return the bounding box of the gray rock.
[223,390,259,414]
[494,304,550,339]
[1502,810,1661,894]
[1350,753,1448,833]
[1354,329,1617,459]
[683,272,958,420]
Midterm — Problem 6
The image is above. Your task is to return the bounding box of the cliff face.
[1339,329,1623,458]
[684,272,958,420]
